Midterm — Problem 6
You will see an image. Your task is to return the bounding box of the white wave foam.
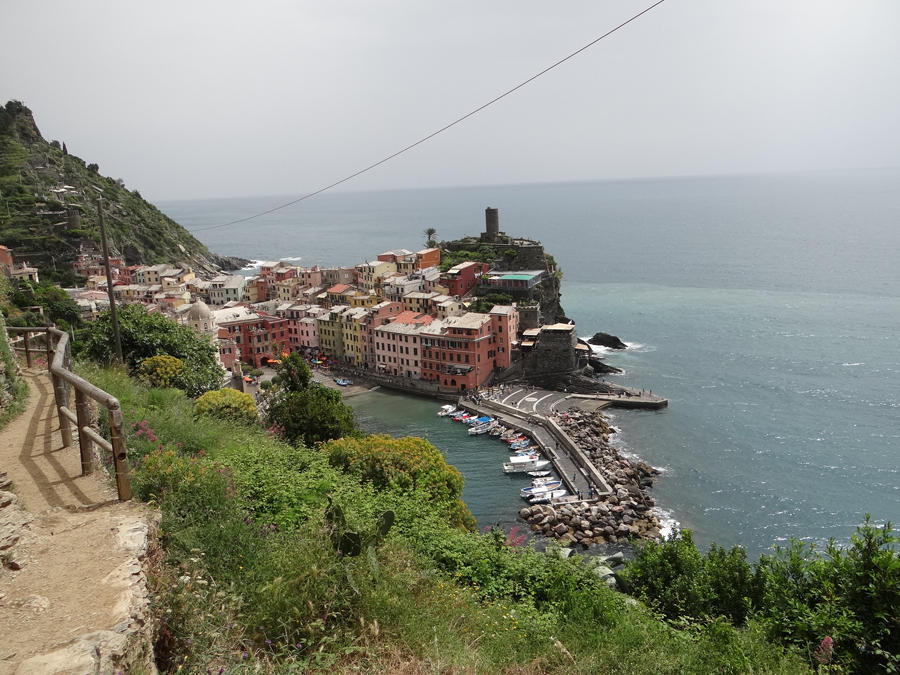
[842,362,864,367]
[280,256,303,261]
[655,508,679,539]
[241,259,266,271]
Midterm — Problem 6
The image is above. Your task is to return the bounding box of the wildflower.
[814,636,834,665]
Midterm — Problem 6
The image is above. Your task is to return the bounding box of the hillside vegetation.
[0,100,245,282]
[73,355,812,674]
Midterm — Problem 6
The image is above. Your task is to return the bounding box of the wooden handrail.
[6,326,131,500]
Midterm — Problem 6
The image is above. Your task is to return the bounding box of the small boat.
[505,435,527,445]
[438,404,458,417]
[509,439,531,451]
[335,378,351,386]
[489,426,505,437]
[509,453,541,463]
[527,470,551,478]
[502,459,550,473]
[500,428,519,441]
[530,476,557,485]
[529,489,568,504]
[520,481,563,497]
[452,413,472,422]
[469,419,497,435]
[466,415,492,426]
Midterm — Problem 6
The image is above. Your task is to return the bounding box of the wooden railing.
[7,326,131,500]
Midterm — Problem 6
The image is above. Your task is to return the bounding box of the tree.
[82,303,222,396]
[272,351,311,392]
[423,227,437,247]
[265,384,357,447]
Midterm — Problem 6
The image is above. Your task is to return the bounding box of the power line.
[193,0,667,233]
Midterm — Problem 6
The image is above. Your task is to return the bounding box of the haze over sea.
[160,168,900,559]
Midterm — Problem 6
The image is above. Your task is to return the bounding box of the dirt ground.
[0,370,151,674]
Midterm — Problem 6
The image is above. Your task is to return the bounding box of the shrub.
[83,303,222,396]
[623,529,763,625]
[194,388,257,426]
[323,434,474,530]
[137,355,184,388]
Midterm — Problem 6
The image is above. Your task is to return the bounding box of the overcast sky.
[3,1,899,202]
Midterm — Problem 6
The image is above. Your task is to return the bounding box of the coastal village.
[4,206,667,549]
[5,208,602,395]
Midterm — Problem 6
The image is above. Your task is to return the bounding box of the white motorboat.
[502,459,550,473]
[520,481,563,497]
[529,489,568,504]
[527,471,551,478]
[438,404,459,417]
[508,453,541,463]
[467,418,496,434]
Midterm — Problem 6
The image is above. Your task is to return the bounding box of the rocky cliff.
[0,101,248,280]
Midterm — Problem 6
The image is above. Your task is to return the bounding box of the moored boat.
[520,481,563,497]
[468,419,497,435]
[529,489,568,504]
[502,459,551,473]
[509,453,541,463]
[438,404,458,417]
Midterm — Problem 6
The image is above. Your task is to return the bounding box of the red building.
[218,312,291,368]
[417,305,518,391]
[440,261,490,298]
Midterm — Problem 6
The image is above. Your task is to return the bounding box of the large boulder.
[588,332,628,350]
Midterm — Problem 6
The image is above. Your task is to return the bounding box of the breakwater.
[458,394,663,547]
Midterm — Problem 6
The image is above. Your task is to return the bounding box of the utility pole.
[96,197,124,363]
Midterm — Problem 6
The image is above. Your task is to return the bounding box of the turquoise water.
[160,168,900,558]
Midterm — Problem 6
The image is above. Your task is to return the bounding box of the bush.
[83,303,222,396]
[137,355,184,388]
[194,388,257,426]
[265,385,357,447]
[623,530,763,626]
[323,434,474,530]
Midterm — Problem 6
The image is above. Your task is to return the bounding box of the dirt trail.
[0,370,154,675]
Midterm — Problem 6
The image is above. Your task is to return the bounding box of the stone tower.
[481,207,500,243]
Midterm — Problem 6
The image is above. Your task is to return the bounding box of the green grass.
[80,364,810,674]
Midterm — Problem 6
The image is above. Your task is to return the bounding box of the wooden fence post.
[108,407,131,500]
[51,371,74,448]
[74,388,93,474]
[24,330,31,368]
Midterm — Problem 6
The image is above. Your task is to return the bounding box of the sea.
[158,168,900,559]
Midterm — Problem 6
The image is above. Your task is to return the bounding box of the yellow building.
[340,307,369,366]
[355,260,396,292]
[317,306,349,360]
